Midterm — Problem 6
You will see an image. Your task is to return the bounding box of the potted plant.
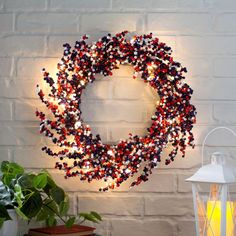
[0,161,102,236]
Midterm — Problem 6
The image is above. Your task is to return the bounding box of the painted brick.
[0,149,11,162]
[4,0,46,10]
[50,0,110,9]
[214,58,236,77]
[112,76,159,101]
[0,80,38,99]
[13,147,55,168]
[178,0,204,8]
[145,102,159,122]
[83,220,109,236]
[216,14,236,32]
[110,219,174,236]
[177,36,236,55]
[145,196,193,216]
[0,58,12,77]
[128,173,176,193]
[177,173,193,193]
[17,57,58,78]
[47,35,81,57]
[81,80,111,100]
[0,13,13,32]
[68,193,77,215]
[208,0,236,11]
[193,125,236,147]
[153,35,176,53]
[17,13,78,33]
[79,196,143,216]
[159,147,202,170]
[109,125,150,143]
[177,57,212,77]
[108,171,175,193]
[81,100,146,122]
[0,125,41,146]
[177,220,195,236]
[148,13,212,33]
[213,103,236,124]
[195,103,214,124]
[205,0,236,10]
[90,125,108,143]
[0,100,12,120]
[48,170,106,192]
[81,13,144,33]
[112,0,177,9]
[0,36,45,57]
[14,100,46,121]
[111,65,136,77]
[190,78,236,100]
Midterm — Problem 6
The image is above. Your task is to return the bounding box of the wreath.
[36,31,196,191]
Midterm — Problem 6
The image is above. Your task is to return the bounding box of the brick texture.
[111,219,174,236]
[0,0,235,235]
[0,14,13,32]
[0,58,12,77]
[0,36,45,57]
[145,196,193,216]
[79,196,143,216]
[17,13,79,33]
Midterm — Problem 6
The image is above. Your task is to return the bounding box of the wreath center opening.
[80,65,160,144]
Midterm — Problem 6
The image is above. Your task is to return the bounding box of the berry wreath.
[36,31,196,191]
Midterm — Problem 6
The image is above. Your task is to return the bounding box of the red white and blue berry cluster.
[36,31,196,191]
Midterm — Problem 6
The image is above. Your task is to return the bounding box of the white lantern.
[186,127,236,236]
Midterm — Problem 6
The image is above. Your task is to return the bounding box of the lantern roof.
[186,152,236,184]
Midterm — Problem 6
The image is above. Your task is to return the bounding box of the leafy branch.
[0,161,102,228]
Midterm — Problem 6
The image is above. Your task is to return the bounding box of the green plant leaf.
[33,173,48,189]
[36,208,48,222]
[0,205,11,221]
[59,199,69,216]
[0,217,4,228]
[0,181,12,206]
[13,183,24,208]
[1,161,10,173]
[9,162,24,174]
[20,192,42,218]
[17,174,35,189]
[65,216,75,228]
[43,199,59,216]
[43,175,56,196]
[50,187,65,205]
[79,212,99,223]
[46,216,57,227]
[15,207,28,220]
[1,162,24,186]
[3,174,15,186]
[90,211,102,221]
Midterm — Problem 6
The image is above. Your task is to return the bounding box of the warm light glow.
[36,32,196,191]
[207,201,235,236]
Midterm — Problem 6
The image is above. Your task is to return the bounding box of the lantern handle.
[201,126,236,166]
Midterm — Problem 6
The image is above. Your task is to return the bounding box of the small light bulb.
[75,121,82,129]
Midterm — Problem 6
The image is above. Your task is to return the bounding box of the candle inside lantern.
[207,201,235,236]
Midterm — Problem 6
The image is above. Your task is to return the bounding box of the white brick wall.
[1,0,236,235]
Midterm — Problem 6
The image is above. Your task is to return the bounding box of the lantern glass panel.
[193,183,236,236]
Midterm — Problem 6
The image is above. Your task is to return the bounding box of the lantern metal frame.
[186,127,236,236]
